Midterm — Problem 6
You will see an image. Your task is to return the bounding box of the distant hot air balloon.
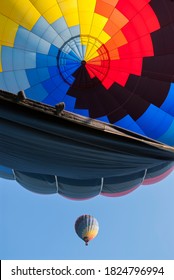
[75,215,99,245]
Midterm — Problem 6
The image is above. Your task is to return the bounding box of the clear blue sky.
[1,171,174,260]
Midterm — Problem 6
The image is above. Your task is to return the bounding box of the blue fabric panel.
[81,45,87,59]
[14,26,29,49]
[41,25,59,44]
[26,68,50,87]
[37,67,50,82]
[61,44,71,54]
[32,17,50,37]
[70,36,83,59]
[60,64,79,77]
[67,38,82,59]
[2,72,20,93]
[96,115,109,122]
[0,166,14,180]
[59,51,80,62]
[73,109,89,117]
[14,70,30,90]
[63,95,76,111]
[25,84,48,101]
[48,45,59,56]
[4,48,36,71]
[43,85,69,104]
[42,78,57,93]
[48,66,59,77]
[52,17,68,35]
[37,38,51,54]
[25,32,41,52]
[26,67,50,86]
[0,166,13,174]
[57,81,70,93]
[36,53,48,67]
[59,29,72,41]
[160,83,174,116]
[47,56,57,67]
[51,35,64,48]
[0,73,7,91]
[42,94,60,106]
[24,52,36,69]
[158,120,174,146]
[58,69,75,84]
[1,47,13,71]
[137,104,173,139]
[26,69,40,86]
[69,25,80,37]
[13,48,25,70]
[15,27,50,55]
[51,74,64,86]
[115,115,146,136]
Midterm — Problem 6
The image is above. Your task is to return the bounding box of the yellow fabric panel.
[78,0,96,34]
[0,14,18,47]
[79,13,94,35]
[57,0,79,27]
[30,0,62,24]
[90,13,108,38]
[0,46,2,72]
[86,49,100,61]
[85,39,101,60]
[0,0,40,30]
[30,0,58,14]
[77,0,96,12]
[98,30,110,44]
[43,5,62,24]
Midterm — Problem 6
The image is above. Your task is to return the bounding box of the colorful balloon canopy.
[75,215,99,245]
[0,1,174,145]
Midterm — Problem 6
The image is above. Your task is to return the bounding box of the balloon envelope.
[75,215,99,245]
[0,1,174,145]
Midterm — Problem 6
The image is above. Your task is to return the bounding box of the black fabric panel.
[109,89,150,121]
[142,54,174,83]
[68,67,126,119]
[150,0,174,26]
[151,25,174,56]
[126,75,170,108]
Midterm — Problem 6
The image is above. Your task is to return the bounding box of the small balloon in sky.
[75,215,99,246]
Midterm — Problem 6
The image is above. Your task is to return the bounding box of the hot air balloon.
[75,215,99,245]
[1,1,174,200]
[0,0,174,145]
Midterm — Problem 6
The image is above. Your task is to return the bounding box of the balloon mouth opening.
[81,60,86,66]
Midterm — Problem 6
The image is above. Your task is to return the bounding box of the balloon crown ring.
[57,35,110,89]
